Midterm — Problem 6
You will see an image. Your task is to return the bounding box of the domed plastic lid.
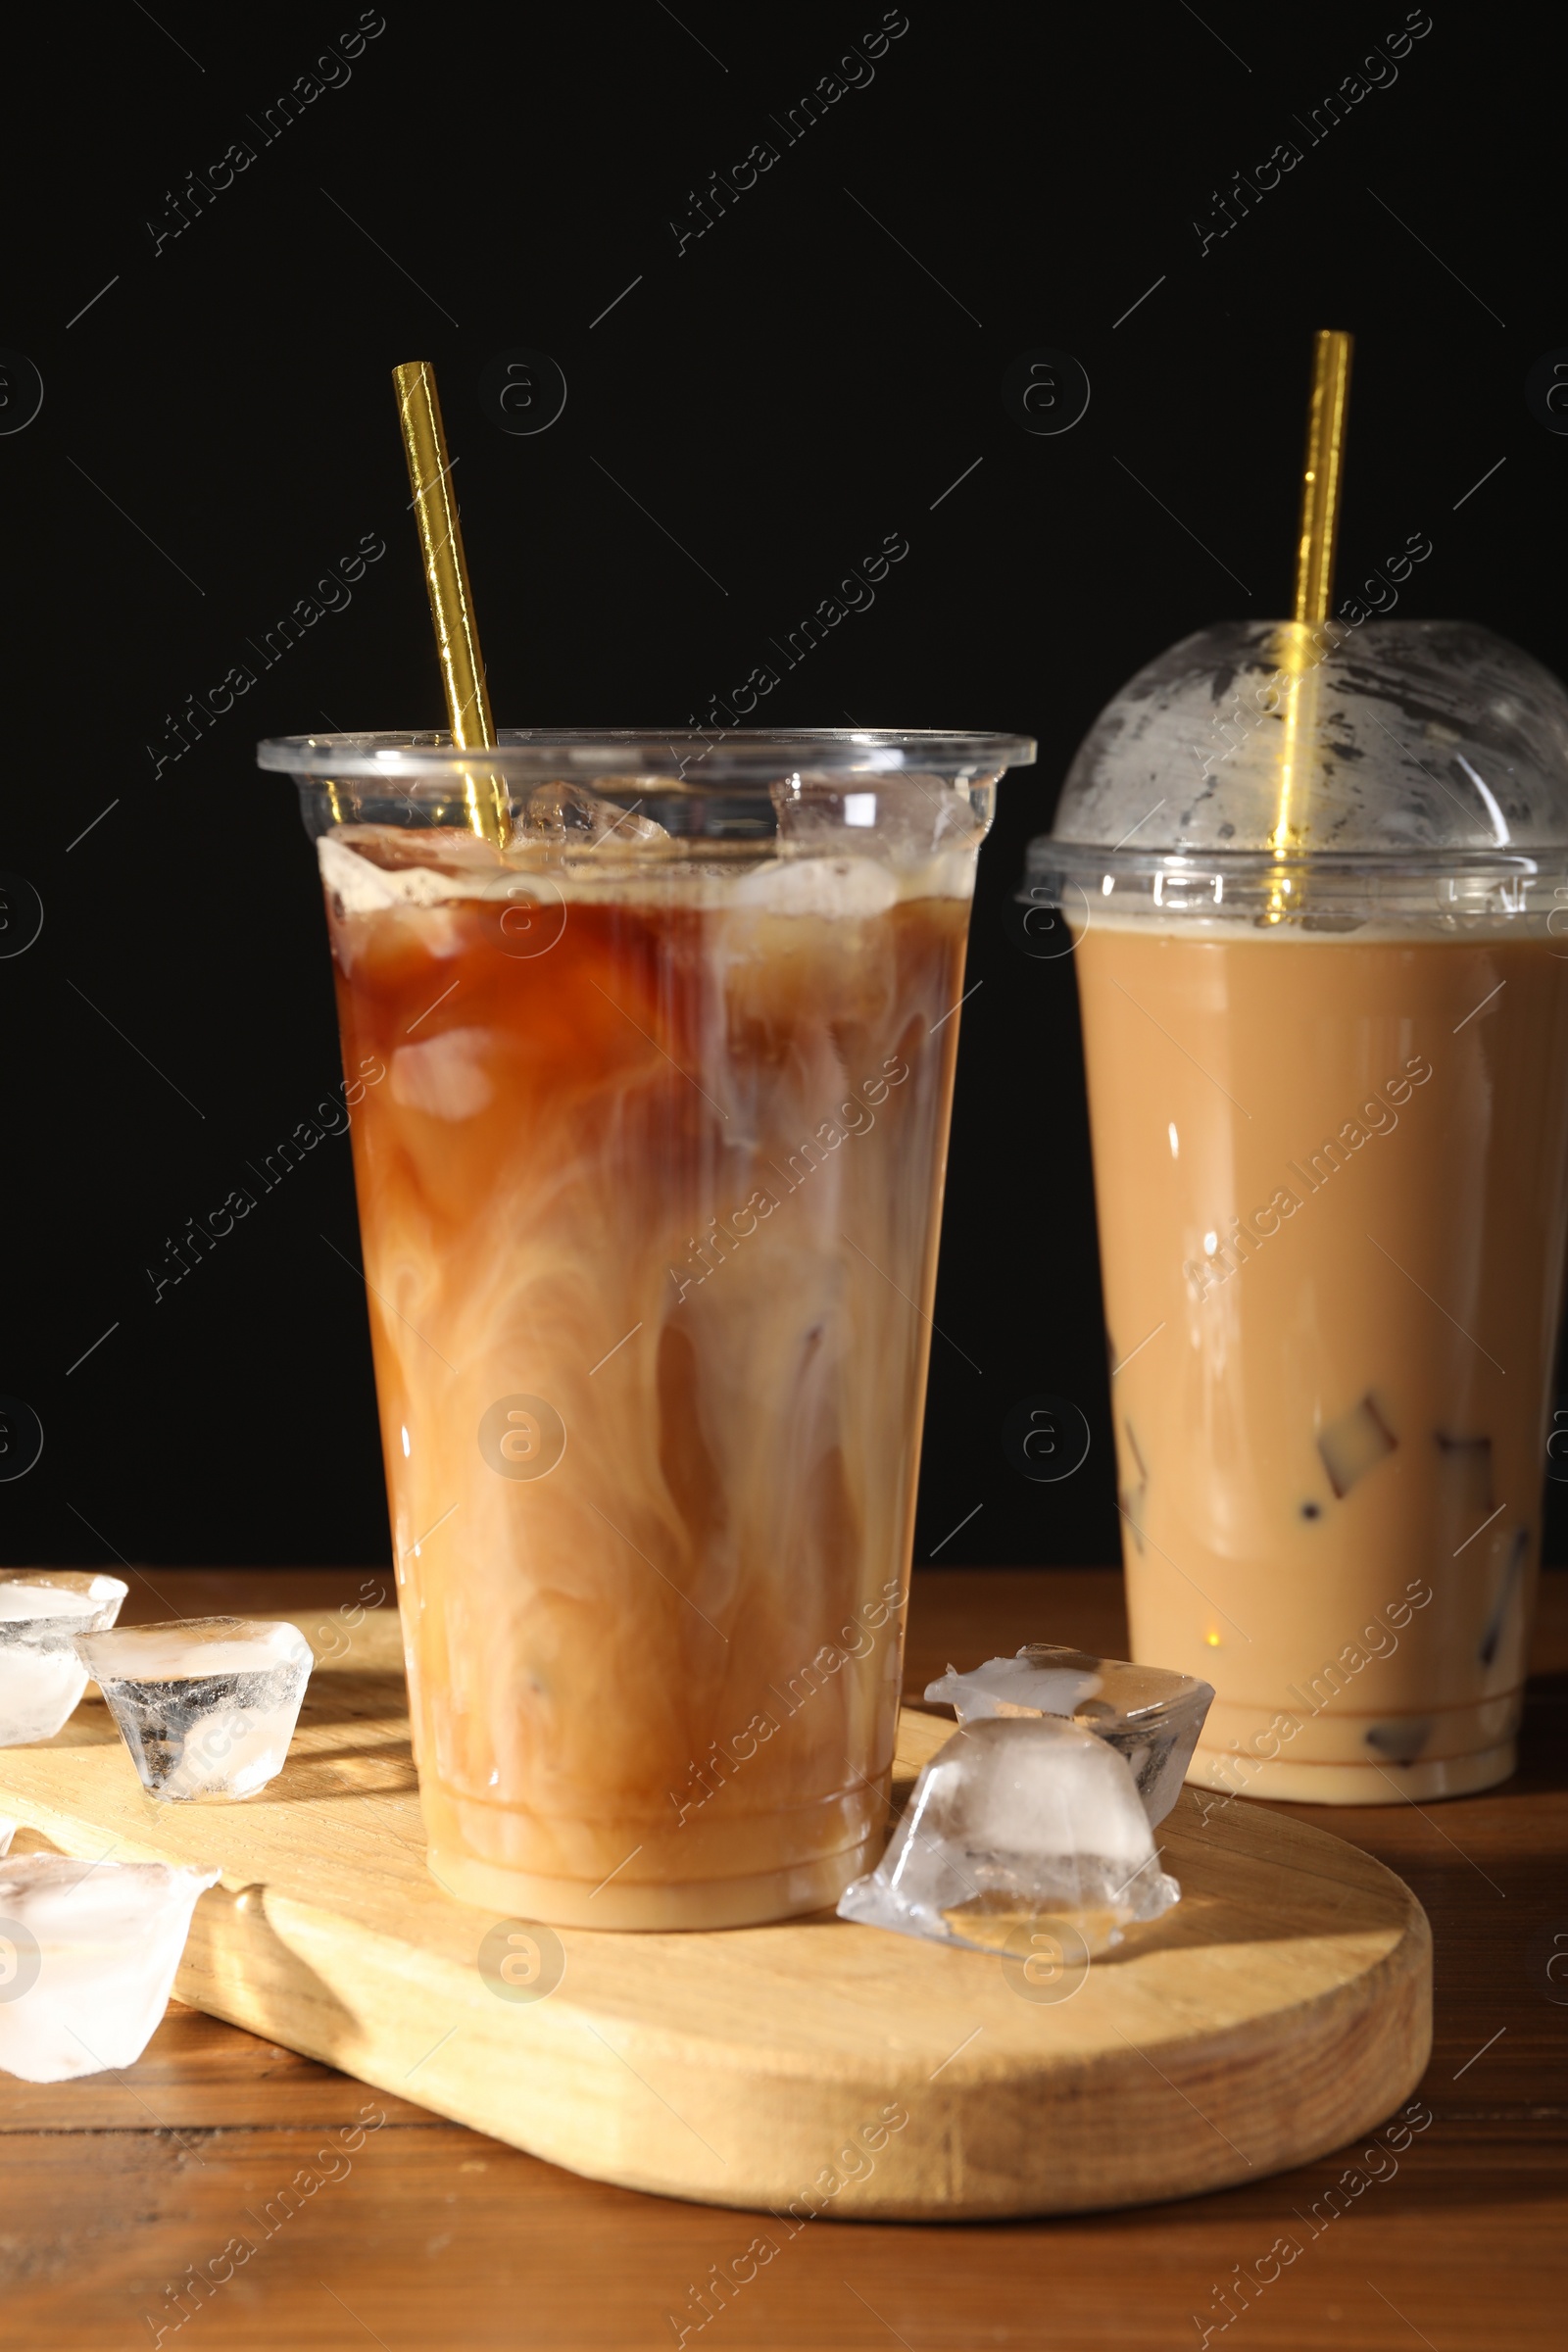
[1027,619,1568,927]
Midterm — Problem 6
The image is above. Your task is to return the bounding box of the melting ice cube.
[73,1617,314,1802]
[1317,1394,1397,1498]
[926,1654,1102,1720]
[925,1643,1213,1827]
[729,855,899,916]
[514,780,670,849]
[837,1715,1180,1955]
[1479,1524,1530,1669]
[389,1027,495,1121]
[771,774,986,861]
[1364,1718,1433,1762]
[1117,1420,1150,1551]
[0,1572,128,1746]
[0,1851,218,2082]
[1436,1431,1494,1530]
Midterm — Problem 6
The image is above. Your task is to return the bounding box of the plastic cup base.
[425,1831,883,1930]
[1186,1738,1517,1806]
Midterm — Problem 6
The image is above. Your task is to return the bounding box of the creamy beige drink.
[265,732,1032,1924]
[1033,619,1568,1801]
[1074,920,1568,1799]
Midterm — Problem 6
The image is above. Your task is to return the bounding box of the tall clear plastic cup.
[1023,619,1568,1802]
[261,730,1033,1923]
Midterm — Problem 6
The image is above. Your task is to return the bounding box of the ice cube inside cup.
[838,1715,1180,1955]
[924,1644,1214,1827]
[0,1571,129,1746]
[0,1849,219,2082]
[73,1616,314,1802]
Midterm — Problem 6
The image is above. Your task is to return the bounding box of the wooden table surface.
[3,1567,1562,2350]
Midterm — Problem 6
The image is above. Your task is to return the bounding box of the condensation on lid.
[1047,619,1568,858]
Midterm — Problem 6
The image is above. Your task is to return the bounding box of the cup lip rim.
[257,727,1038,782]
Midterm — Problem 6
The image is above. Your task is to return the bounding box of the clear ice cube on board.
[837,1715,1180,1956]
[0,1851,218,2082]
[0,1572,128,1746]
[73,1616,314,1802]
[925,1644,1214,1828]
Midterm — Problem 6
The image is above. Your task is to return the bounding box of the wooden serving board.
[0,1606,1431,2220]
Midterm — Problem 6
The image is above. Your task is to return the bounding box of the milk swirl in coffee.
[299,745,1027,1924]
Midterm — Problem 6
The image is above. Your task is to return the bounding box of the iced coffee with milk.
[1028,619,1568,1799]
[263,731,1031,1923]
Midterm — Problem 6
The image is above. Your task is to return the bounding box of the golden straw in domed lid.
[1269,329,1353,876]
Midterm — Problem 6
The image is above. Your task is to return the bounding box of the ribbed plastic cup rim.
[259,728,1037,785]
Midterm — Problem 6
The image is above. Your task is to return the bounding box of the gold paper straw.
[1293,329,1353,628]
[1268,330,1353,879]
[392,360,509,846]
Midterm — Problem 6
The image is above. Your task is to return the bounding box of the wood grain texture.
[0,1602,1429,2220]
[0,1570,1561,2350]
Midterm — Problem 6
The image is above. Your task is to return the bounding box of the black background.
[4,3,1564,1574]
